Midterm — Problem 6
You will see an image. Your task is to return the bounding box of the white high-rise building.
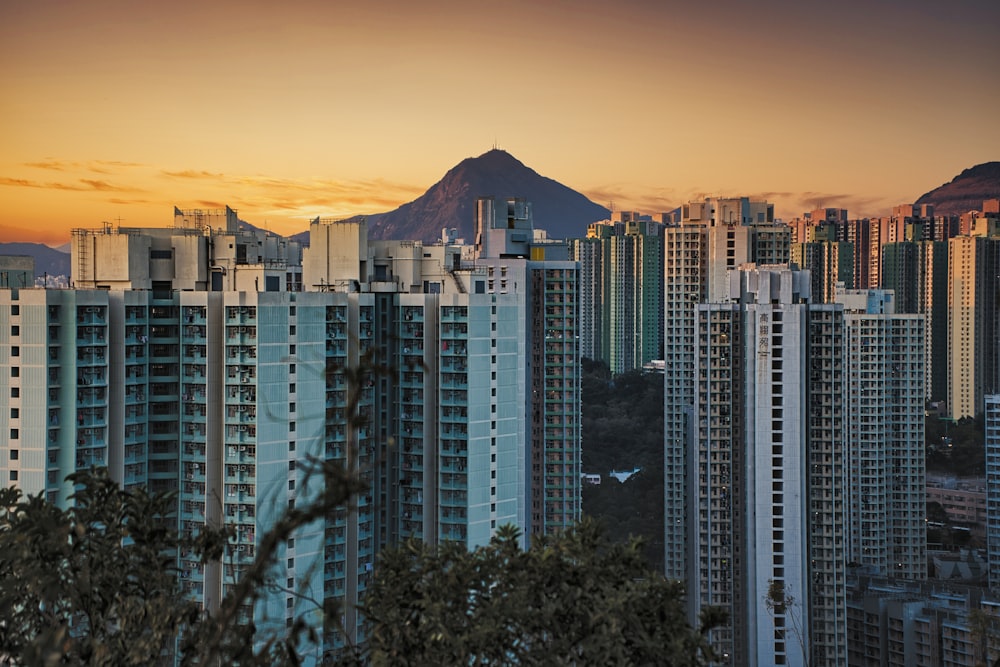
[1,203,581,661]
[837,289,926,580]
[690,265,847,666]
[663,198,789,581]
[986,394,1000,590]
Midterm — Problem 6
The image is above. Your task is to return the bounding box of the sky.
[1,0,999,245]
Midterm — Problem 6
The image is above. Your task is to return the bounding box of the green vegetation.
[1,471,713,664]
[580,359,665,571]
[362,519,724,666]
[925,414,985,477]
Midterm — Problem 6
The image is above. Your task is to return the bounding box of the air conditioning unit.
[240,465,247,472]
[241,377,249,383]
[239,425,247,432]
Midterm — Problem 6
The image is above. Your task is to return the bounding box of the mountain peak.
[362,151,609,242]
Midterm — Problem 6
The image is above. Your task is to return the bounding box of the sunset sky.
[2,0,998,244]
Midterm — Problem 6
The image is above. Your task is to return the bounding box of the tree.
[0,463,366,666]
[360,518,725,666]
[764,579,808,667]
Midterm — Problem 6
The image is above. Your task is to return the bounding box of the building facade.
[689,265,847,666]
[1,202,582,660]
[837,289,926,580]
[947,235,1000,419]
[663,197,789,582]
[570,213,663,373]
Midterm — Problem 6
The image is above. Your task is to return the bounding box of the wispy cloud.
[107,198,152,205]
[0,176,145,194]
[23,159,145,174]
[159,169,425,219]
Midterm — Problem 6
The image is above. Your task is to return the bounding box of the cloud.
[0,176,145,194]
[161,169,227,180]
[159,169,426,219]
[750,191,892,219]
[23,159,146,174]
[107,198,152,205]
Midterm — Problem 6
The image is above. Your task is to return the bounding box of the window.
[9,471,16,481]
[11,346,18,357]
[11,325,18,336]
[289,383,295,393]
[10,450,18,460]
[10,388,18,398]
[10,367,18,378]
[289,325,296,336]
[10,305,18,315]
[289,344,296,355]
[287,558,294,569]
[10,408,18,418]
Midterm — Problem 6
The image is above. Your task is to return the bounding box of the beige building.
[947,235,1000,419]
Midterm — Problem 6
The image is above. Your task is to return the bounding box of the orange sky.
[2,0,999,244]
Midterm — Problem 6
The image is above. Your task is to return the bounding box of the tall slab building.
[663,197,789,582]
[0,202,581,661]
[690,265,847,666]
[947,235,1000,419]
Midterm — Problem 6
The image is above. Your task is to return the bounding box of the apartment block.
[947,235,1000,419]
[663,197,789,582]
[0,202,581,661]
[690,265,847,667]
[570,212,663,373]
[837,289,926,580]
[987,395,1000,590]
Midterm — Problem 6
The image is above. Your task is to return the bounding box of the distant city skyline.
[2,0,999,244]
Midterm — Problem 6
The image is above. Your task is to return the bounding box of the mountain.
[0,243,71,279]
[296,150,610,244]
[915,161,1000,216]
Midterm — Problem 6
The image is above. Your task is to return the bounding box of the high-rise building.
[570,212,663,373]
[987,394,1000,590]
[836,289,926,580]
[947,235,1000,419]
[790,224,854,304]
[690,265,847,666]
[663,197,789,582]
[881,240,949,402]
[1,202,581,660]
[471,196,581,536]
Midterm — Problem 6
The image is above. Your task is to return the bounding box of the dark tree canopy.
[0,470,717,666]
[361,519,724,666]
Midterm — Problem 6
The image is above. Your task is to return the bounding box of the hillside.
[291,150,609,244]
[915,161,1000,216]
[0,243,71,279]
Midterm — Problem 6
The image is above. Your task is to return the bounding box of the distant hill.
[915,161,1000,216]
[0,243,70,279]
[293,150,610,244]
